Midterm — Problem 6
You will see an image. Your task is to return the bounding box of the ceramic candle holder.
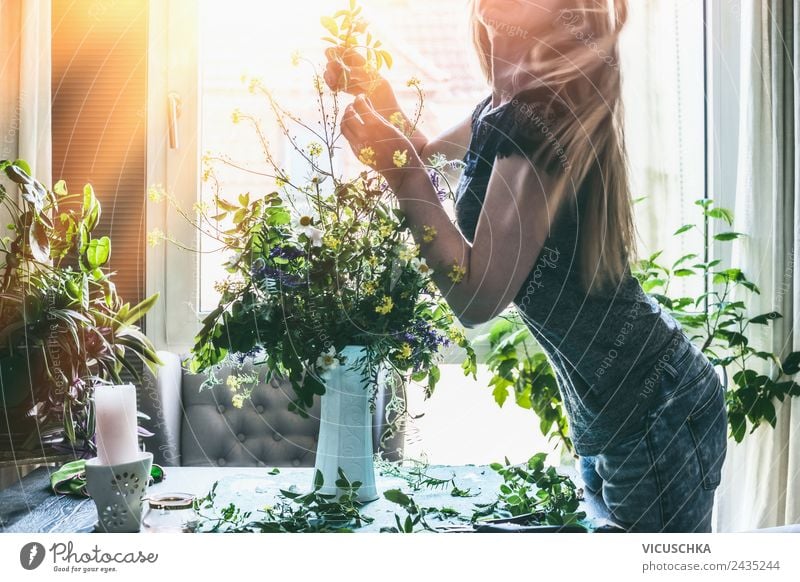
[86,451,153,533]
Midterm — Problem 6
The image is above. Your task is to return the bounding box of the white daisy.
[411,257,434,277]
[316,347,340,372]
[292,212,325,247]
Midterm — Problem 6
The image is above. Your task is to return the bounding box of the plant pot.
[0,353,35,409]
[312,345,379,503]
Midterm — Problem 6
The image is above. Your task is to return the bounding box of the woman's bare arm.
[418,115,472,165]
[341,96,558,327]
[392,154,557,326]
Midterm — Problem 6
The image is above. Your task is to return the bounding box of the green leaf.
[320,15,339,37]
[672,253,698,268]
[29,219,50,262]
[714,231,744,241]
[63,399,76,443]
[85,236,111,269]
[82,183,101,231]
[54,179,68,195]
[706,207,734,225]
[674,224,694,235]
[782,352,800,375]
[748,312,781,325]
[492,384,509,407]
[12,158,32,176]
[121,293,159,326]
[383,489,412,506]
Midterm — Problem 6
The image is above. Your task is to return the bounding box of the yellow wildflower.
[193,201,209,214]
[378,223,394,238]
[375,295,394,315]
[226,375,242,392]
[392,149,408,168]
[398,244,419,263]
[363,281,377,296]
[448,263,467,284]
[307,142,324,157]
[397,342,413,359]
[247,77,262,94]
[422,225,437,243]
[147,185,165,203]
[407,76,421,88]
[276,174,289,188]
[389,111,406,132]
[323,234,340,250]
[358,146,377,167]
[367,254,380,267]
[231,394,245,409]
[290,50,302,67]
[313,75,324,92]
[147,229,164,248]
[231,109,241,124]
[448,325,467,344]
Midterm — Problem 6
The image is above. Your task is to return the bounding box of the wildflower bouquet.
[154,2,476,418]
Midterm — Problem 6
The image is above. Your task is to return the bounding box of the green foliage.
[0,160,160,455]
[471,453,585,526]
[192,467,375,533]
[380,454,586,532]
[321,0,393,71]
[475,313,572,453]
[374,457,478,495]
[193,454,588,533]
[634,200,800,443]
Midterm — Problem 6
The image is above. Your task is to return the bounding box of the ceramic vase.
[313,345,379,502]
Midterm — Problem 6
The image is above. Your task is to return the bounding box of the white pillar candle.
[94,384,140,465]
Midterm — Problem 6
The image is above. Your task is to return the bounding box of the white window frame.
[146,0,201,354]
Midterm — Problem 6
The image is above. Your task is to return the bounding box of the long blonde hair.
[470,0,635,294]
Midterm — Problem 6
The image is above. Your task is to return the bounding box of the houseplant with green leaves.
[0,159,161,458]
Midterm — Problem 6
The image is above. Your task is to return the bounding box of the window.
[147,0,707,464]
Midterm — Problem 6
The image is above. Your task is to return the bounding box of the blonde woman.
[326,0,728,532]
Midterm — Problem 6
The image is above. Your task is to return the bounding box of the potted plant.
[150,2,476,500]
[0,159,161,460]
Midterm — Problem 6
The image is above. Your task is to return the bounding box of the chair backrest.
[180,365,323,467]
[138,352,405,467]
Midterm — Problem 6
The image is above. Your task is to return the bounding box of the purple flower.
[233,346,264,364]
[428,170,448,202]
[269,246,305,260]
[252,262,305,288]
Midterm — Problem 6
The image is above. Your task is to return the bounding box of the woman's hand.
[341,95,423,190]
[324,46,381,94]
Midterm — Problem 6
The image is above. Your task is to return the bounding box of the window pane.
[195,0,705,465]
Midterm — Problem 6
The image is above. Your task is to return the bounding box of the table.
[0,464,613,533]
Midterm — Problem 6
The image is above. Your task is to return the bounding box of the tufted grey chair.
[137,352,405,468]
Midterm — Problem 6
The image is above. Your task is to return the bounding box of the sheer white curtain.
[0,0,51,491]
[713,0,800,532]
[0,0,51,179]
